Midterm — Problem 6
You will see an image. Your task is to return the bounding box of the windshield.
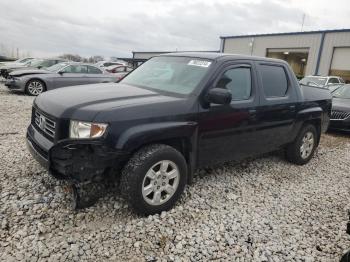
[29,59,44,67]
[300,76,327,86]
[47,63,69,72]
[332,84,350,99]
[120,56,212,95]
[16,58,32,63]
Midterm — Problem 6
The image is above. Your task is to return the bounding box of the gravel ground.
[0,83,350,262]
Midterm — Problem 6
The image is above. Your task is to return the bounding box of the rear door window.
[62,65,88,73]
[259,65,288,97]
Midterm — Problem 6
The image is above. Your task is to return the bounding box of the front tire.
[120,144,187,215]
[286,124,318,165]
[25,79,46,96]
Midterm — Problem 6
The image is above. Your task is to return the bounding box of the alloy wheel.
[300,131,314,159]
[142,160,180,206]
[27,81,44,95]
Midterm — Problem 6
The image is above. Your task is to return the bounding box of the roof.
[158,52,224,59]
[132,50,220,54]
[220,28,350,39]
[158,52,287,63]
[58,62,98,66]
[305,75,342,78]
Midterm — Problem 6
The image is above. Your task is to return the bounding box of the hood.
[332,97,350,112]
[34,83,186,121]
[10,68,51,77]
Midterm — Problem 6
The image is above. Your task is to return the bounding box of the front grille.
[331,110,350,120]
[34,110,56,139]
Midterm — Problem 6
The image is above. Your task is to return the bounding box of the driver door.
[197,62,262,166]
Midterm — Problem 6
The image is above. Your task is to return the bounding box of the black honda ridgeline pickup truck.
[27,53,332,214]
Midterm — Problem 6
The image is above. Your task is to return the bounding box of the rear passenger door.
[255,62,298,149]
[86,66,108,83]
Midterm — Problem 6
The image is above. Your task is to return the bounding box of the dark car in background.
[6,62,118,95]
[329,84,350,131]
[0,58,66,79]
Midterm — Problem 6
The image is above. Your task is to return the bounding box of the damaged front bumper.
[26,124,128,182]
[5,78,24,91]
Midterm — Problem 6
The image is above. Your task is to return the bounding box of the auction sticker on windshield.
[188,60,212,67]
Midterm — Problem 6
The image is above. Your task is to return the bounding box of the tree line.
[58,54,105,63]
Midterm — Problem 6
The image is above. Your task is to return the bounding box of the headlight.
[69,120,108,139]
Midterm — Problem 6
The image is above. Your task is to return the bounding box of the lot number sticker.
[188,60,212,67]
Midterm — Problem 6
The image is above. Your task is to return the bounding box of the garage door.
[330,47,350,82]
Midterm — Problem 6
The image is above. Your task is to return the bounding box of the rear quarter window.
[259,64,288,97]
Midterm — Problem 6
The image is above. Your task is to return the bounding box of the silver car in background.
[5,62,118,95]
[1,58,67,78]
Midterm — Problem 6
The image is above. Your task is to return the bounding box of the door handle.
[249,109,257,115]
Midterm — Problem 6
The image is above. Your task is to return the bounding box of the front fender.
[24,76,48,89]
[115,121,199,184]
[116,121,198,152]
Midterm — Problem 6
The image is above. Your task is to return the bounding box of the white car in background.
[95,60,128,68]
[104,65,133,81]
[299,75,345,88]
[0,57,34,67]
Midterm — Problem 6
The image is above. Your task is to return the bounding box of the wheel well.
[303,119,321,144]
[26,78,47,91]
[133,138,190,163]
[129,138,192,182]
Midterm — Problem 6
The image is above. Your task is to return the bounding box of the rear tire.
[25,79,46,96]
[120,144,187,215]
[285,124,318,165]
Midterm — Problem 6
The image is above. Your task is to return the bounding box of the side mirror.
[58,71,64,75]
[206,88,232,105]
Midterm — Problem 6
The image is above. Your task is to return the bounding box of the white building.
[220,29,350,81]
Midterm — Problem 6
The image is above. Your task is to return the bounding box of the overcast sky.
[0,0,349,58]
